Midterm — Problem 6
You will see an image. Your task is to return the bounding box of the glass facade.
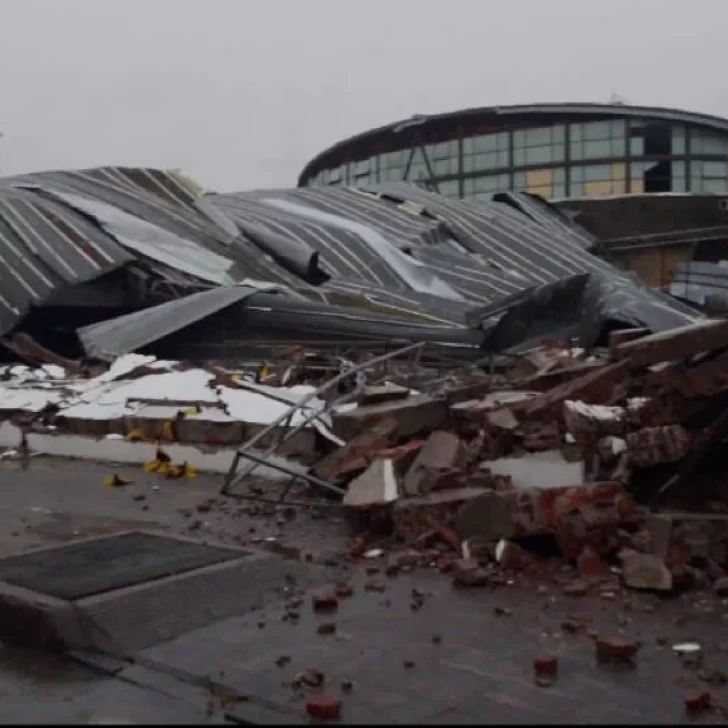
[304,116,728,201]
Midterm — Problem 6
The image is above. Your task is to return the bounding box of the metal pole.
[221,341,425,493]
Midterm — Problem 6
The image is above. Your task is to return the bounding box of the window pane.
[474,151,500,170]
[553,183,567,198]
[525,128,552,147]
[701,178,727,193]
[630,137,644,156]
[583,139,611,159]
[570,124,582,142]
[571,166,584,182]
[525,146,553,165]
[692,129,727,155]
[611,137,626,156]
[570,141,583,161]
[672,125,686,155]
[583,164,610,181]
[703,160,727,178]
[583,121,612,141]
[474,134,498,153]
[554,168,566,183]
[513,148,526,166]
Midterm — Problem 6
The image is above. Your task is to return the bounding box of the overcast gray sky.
[1,0,727,191]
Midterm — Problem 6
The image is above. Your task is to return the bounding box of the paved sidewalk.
[1,458,728,724]
[138,567,728,724]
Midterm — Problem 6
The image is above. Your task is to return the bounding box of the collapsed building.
[1,166,728,600]
[0,166,701,365]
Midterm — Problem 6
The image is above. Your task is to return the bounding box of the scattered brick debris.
[306,697,341,721]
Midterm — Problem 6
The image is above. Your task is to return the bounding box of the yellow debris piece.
[184,407,199,416]
[104,474,132,488]
[161,419,176,442]
[124,429,146,442]
[164,461,198,480]
[144,447,172,473]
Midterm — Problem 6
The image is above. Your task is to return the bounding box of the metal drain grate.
[0,532,247,601]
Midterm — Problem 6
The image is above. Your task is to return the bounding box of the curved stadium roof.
[299,102,728,185]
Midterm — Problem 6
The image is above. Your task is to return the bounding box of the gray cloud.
[0,0,726,190]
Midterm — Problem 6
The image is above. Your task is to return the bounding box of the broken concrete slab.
[620,551,673,591]
[482,451,585,491]
[403,431,465,496]
[312,418,398,482]
[357,384,411,407]
[343,458,400,509]
[646,514,673,560]
[613,319,728,368]
[455,490,516,542]
[626,425,692,467]
[525,361,630,421]
[332,395,448,442]
[391,488,491,544]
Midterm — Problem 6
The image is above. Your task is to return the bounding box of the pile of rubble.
[314,320,728,595]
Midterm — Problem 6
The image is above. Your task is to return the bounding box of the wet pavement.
[1,457,728,723]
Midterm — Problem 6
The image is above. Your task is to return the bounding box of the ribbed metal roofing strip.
[77,283,283,361]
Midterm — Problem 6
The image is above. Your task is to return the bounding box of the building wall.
[302,115,728,201]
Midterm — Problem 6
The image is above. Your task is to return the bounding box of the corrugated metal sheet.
[77,283,287,361]
[0,186,134,335]
[0,165,704,356]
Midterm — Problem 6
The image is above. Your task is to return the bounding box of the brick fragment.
[312,588,339,612]
[533,655,559,687]
[713,576,728,596]
[332,395,448,441]
[578,546,608,580]
[563,580,589,597]
[685,691,712,714]
[620,551,673,591]
[614,318,728,368]
[595,637,639,663]
[306,697,341,721]
[452,558,491,587]
[334,581,354,598]
[313,418,398,482]
[364,579,387,593]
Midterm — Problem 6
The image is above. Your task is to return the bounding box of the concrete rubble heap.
[5,320,728,598]
[308,321,728,596]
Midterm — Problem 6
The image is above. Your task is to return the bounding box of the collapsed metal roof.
[0,166,703,361]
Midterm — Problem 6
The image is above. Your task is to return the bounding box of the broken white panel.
[483,450,585,490]
[343,458,400,508]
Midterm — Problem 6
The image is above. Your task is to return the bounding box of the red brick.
[563,580,589,597]
[313,418,398,481]
[533,655,559,685]
[312,588,339,612]
[334,581,354,598]
[497,541,530,571]
[685,691,712,714]
[364,579,387,593]
[578,546,608,580]
[614,319,728,368]
[595,637,639,663]
[452,558,491,587]
[306,697,341,721]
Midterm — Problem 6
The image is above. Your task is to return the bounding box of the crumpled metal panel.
[357,182,701,334]
[0,186,133,335]
[77,282,287,362]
